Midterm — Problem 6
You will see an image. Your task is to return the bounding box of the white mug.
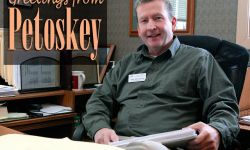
[72,71,86,89]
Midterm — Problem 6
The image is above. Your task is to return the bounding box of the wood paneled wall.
[240,67,250,116]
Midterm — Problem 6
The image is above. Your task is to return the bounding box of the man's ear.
[171,17,177,32]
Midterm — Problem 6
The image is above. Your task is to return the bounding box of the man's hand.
[186,122,221,150]
[94,128,119,144]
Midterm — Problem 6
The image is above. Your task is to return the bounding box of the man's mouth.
[147,33,160,38]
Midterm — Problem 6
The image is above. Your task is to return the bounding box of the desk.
[0,90,77,138]
[238,124,250,149]
[0,113,76,131]
[0,125,22,135]
[239,110,250,132]
[240,124,250,132]
[238,109,250,149]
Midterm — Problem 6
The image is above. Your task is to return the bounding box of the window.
[169,0,187,30]
[236,0,250,49]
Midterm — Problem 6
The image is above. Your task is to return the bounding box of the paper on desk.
[0,102,6,106]
[0,134,124,150]
[40,104,72,114]
[0,85,18,97]
[0,85,18,91]
[0,113,29,122]
[241,115,250,120]
[239,115,250,125]
[0,106,8,120]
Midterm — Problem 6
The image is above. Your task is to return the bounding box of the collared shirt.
[83,37,239,149]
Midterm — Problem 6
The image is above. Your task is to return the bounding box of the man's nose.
[147,20,156,30]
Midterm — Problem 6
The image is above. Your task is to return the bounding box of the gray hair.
[134,0,174,20]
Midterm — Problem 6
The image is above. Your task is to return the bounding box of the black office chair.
[72,35,249,148]
[178,35,249,102]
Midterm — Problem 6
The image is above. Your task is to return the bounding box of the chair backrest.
[178,35,249,102]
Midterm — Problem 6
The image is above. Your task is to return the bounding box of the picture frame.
[129,0,139,36]
[20,57,61,93]
[98,44,116,83]
[129,0,195,36]
[236,0,250,49]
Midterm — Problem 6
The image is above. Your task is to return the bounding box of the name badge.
[128,73,146,83]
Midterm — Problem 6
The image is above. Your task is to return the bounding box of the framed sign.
[20,57,60,93]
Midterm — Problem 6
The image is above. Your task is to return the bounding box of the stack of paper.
[0,113,29,122]
[0,85,18,97]
[110,128,197,148]
[0,102,8,119]
[30,104,72,116]
[239,115,250,125]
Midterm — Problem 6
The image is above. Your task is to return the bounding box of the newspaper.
[110,128,197,148]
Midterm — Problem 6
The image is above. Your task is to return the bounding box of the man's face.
[137,0,176,51]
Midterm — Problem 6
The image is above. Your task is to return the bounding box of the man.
[83,0,239,149]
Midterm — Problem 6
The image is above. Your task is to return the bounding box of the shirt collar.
[168,36,181,58]
[137,36,181,59]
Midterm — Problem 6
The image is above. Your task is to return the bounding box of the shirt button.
[148,68,154,72]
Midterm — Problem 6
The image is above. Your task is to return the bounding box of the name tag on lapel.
[128,73,146,83]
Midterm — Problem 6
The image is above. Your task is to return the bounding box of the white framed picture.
[236,0,250,49]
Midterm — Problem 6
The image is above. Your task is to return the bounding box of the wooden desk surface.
[239,110,250,132]
[240,124,250,131]
[0,125,22,135]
